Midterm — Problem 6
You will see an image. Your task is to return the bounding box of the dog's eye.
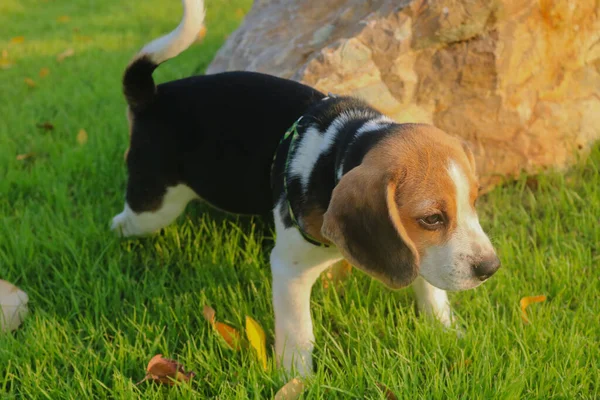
[418,214,445,230]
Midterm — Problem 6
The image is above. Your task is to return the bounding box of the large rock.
[208,0,600,188]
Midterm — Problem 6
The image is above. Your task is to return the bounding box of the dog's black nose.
[472,255,501,281]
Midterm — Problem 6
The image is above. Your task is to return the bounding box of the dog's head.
[321,124,499,291]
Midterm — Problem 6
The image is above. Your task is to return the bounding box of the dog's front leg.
[412,276,453,327]
[270,211,342,375]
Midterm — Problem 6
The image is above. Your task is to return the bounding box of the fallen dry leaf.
[197,25,207,41]
[246,316,267,370]
[75,35,92,42]
[375,383,398,400]
[56,15,71,23]
[24,78,36,87]
[449,359,473,372]
[202,304,216,324]
[138,354,195,386]
[1,50,7,58]
[77,129,88,145]
[10,36,25,44]
[39,67,50,77]
[16,152,35,161]
[202,304,241,349]
[520,295,547,324]
[215,321,241,350]
[56,48,75,62]
[275,377,305,400]
[0,59,13,70]
[235,8,245,18]
[37,121,54,131]
[322,259,352,293]
[0,280,29,332]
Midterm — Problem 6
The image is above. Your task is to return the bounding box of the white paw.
[280,346,314,377]
[111,211,133,237]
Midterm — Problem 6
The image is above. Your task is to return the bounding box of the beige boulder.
[208,0,600,188]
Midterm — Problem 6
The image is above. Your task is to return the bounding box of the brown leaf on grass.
[39,67,50,77]
[0,280,29,332]
[37,122,54,131]
[235,8,245,18]
[10,36,25,44]
[2,50,7,59]
[0,59,13,70]
[203,304,216,324]
[77,129,88,145]
[137,354,195,386]
[16,152,36,161]
[520,295,547,324]
[56,15,71,23]
[24,78,36,87]
[322,259,352,295]
[56,48,75,62]
[375,383,398,400]
[215,321,241,350]
[202,304,241,349]
[275,378,305,400]
[449,359,472,372]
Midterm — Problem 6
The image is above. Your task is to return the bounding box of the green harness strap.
[272,117,330,248]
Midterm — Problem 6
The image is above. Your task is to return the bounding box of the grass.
[1,0,598,398]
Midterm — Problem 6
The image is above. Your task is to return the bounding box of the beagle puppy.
[269,96,500,374]
[112,0,500,376]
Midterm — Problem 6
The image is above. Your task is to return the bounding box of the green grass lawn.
[1,0,599,398]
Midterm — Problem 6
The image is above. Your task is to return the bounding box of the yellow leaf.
[275,378,305,400]
[235,8,245,18]
[57,15,70,23]
[1,50,8,59]
[77,129,88,145]
[24,78,36,87]
[245,316,267,370]
[10,36,25,44]
[39,67,50,77]
[215,321,241,350]
[520,295,546,324]
[56,48,75,62]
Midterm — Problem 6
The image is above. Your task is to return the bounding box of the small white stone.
[0,280,29,332]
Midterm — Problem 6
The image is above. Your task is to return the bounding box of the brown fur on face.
[321,124,479,288]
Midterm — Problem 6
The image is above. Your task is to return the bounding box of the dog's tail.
[123,0,205,111]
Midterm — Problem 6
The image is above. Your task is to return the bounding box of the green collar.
[272,117,330,247]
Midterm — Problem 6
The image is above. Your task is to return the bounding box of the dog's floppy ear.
[321,165,419,289]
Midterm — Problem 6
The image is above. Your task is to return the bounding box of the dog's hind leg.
[270,202,343,376]
[111,184,197,237]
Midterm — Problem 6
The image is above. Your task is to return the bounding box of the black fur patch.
[126,71,325,215]
[273,96,397,232]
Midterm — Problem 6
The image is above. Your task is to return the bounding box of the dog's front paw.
[280,346,313,377]
[111,211,136,237]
